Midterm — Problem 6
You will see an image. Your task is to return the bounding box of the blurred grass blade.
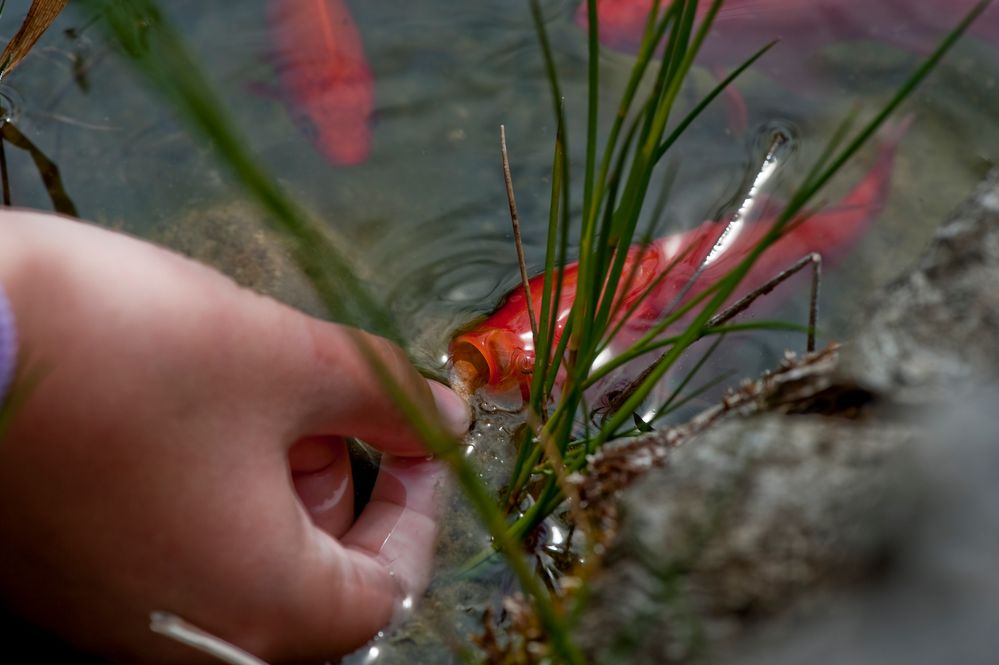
[651,328,727,419]
[653,369,733,422]
[0,0,68,79]
[149,612,269,665]
[528,0,566,147]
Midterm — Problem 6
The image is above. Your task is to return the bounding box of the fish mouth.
[450,328,536,403]
[449,334,495,392]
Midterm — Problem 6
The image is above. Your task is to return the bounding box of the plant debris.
[574,343,869,531]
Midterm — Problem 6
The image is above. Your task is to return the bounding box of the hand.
[0,209,470,664]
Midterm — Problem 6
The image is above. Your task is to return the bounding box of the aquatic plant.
[24,0,993,663]
[486,0,988,554]
[459,0,989,660]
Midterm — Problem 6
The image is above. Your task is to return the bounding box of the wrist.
[0,284,14,408]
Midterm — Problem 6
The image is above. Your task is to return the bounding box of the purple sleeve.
[0,284,16,407]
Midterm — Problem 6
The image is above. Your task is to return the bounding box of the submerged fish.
[268,0,374,165]
[450,124,907,401]
[577,0,998,87]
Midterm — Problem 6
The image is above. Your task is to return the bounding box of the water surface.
[2,0,997,660]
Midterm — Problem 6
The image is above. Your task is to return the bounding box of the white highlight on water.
[705,144,782,266]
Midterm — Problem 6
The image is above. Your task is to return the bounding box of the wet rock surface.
[577,415,918,664]
[839,167,999,401]
[577,168,999,664]
[716,387,999,665]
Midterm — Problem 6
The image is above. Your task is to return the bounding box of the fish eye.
[516,352,535,375]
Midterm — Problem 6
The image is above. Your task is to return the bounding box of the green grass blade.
[587,2,676,240]
[654,39,777,163]
[582,0,599,228]
[529,110,567,415]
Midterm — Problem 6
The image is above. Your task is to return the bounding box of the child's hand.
[0,210,469,663]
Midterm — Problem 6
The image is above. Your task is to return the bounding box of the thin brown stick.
[1,119,78,216]
[708,252,822,352]
[500,124,539,345]
[807,253,821,353]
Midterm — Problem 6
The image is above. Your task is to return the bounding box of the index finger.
[246,304,470,456]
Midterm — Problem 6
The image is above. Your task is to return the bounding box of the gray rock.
[716,387,999,665]
[578,169,999,664]
[577,416,916,665]
[839,168,999,402]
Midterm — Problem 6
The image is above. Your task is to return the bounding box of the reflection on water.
[1,0,998,661]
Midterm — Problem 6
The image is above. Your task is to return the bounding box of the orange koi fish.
[450,126,906,400]
[269,0,374,166]
[577,0,998,88]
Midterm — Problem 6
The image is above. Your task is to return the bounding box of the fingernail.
[428,381,471,436]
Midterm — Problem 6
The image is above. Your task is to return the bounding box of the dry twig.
[500,124,539,343]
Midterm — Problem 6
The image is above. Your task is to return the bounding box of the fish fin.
[711,0,801,23]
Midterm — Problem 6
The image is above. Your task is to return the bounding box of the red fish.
[577,0,999,88]
[268,0,374,166]
[450,126,905,399]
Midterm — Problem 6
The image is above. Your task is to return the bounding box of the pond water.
[2,0,997,661]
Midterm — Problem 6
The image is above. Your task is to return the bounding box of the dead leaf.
[0,0,70,78]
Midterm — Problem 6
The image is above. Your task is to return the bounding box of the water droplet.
[0,84,23,124]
